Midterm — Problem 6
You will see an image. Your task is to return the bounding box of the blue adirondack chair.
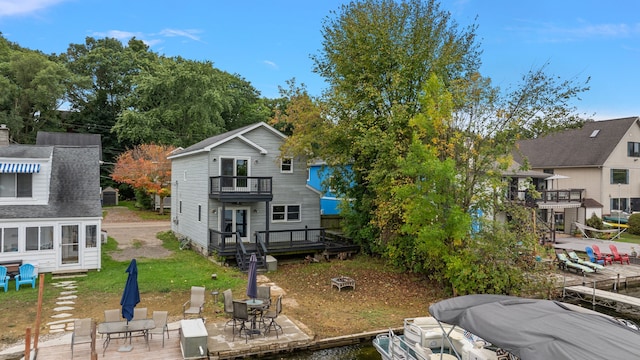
[0,265,9,292]
[15,263,36,290]
[585,246,605,266]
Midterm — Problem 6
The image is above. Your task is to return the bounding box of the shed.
[102,187,118,206]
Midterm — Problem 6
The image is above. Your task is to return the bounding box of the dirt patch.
[102,207,172,261]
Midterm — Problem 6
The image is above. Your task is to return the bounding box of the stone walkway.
[46,279,79,334]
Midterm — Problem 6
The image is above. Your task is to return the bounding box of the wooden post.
[91,320,98,360]
[34,273,45,350]
[24,328,31,359]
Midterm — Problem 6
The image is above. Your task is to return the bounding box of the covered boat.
[429,294,640,360]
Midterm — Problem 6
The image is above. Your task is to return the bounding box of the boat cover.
[428,294,640,360]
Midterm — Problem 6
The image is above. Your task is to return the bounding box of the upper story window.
[611,169,629,184]
[0,173,33,197]
[281,158,293,173]
[628,142,640,157]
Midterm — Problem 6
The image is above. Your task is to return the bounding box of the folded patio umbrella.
[120,258,140,322]
[246,253,258,300]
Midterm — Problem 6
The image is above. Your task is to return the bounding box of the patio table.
[97,319,155,355]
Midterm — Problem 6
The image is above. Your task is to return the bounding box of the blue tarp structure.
[246,253,258,300]
[120,259,140,322]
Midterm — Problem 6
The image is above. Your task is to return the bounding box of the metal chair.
[149,311,169,347]
[71,318,94,358]
[257,285,271,308]
[183,286,205,319]
[232,300,254,343]
[263,295,283,338]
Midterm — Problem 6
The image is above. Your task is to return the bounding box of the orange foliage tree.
[111,144,176,215]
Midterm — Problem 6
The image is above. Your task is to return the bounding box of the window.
[281,158,293,173]
[26,226,54,251]
[272,205,301,222]
[1,227,18,252]
[612,198,629,212]
[86,225,97,248]
[0,173,32,197]
[629,142,640,157]
[611,169,629,184]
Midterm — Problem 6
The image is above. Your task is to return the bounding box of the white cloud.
[263,60,278,70]
[0,0,66,17]
[158,28,202,42]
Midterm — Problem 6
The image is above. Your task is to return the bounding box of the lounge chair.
[585,247,605,266]
[556,252,595,274]
[565,249,605,272]
[15,263,36,290]
[609,244,630,265]
[592,245,613,265]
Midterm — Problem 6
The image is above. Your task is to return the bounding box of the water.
[264,344,381,360]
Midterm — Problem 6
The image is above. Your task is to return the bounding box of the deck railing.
[209,176,272,200]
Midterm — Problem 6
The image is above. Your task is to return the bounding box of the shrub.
[585,213,603,237]
[628,213,640,235]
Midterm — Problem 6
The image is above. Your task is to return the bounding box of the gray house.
[0,127,102,273]
[168,122,322,264]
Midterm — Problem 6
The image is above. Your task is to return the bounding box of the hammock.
[574,222,625,241]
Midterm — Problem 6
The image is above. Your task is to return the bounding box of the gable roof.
[168,122,286,160]
[36,131,102,160]
[514,117,639,168]
[0,145,101,219]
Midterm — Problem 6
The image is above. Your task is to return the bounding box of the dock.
[563,285,640,315]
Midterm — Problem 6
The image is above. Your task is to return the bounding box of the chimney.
[0,124,9,146]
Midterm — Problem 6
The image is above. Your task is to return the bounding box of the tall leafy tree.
[111,144,176,215]
[114,57,268,147]
[62,37,157,161]
[0,35,72,143]
[309,0,481,251]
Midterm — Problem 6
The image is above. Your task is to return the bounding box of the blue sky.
[1,0,638,120]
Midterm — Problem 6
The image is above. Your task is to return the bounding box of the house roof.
[36,131,102,160]
[514,117,640,168]
[168,122,286,159]
[0,145,102,219]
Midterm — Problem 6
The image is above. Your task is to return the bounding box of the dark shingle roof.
[36,132,102,160]
[0,145,101,219]
[514,117,639,168]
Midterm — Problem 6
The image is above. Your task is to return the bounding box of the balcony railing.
[209,176,272,201]
[507,189,584,206]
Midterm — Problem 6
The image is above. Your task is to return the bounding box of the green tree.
[0,35,72,143]
[62,37,157,161]
[114,57,268,147]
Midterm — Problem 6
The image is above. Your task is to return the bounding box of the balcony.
[209,176,273,201]
[508,189,584,208]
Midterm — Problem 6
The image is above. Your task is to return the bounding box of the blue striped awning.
[0,163,41,173]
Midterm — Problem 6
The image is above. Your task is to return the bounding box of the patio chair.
[0,265,9,292]
[183,286,205,319]
[15,263,36,290]
[133,307,148,320]
[585,247,606,266]
[565,249,605,272]
[104,309,121,322]
[71,318,94,358]
[232,300,254,343]
[263,294,283,338]
[609,244,630,265]
[149,311,169,347]
[592,245,614,265]
[556,252,594,275]
[257,285,272,308]
[223,289,237,332]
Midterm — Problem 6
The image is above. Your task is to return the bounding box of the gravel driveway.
[102,206,172,261]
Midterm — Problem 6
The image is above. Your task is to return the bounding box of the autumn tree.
[111,144,176,215]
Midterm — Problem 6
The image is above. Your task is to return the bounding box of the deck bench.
[0,260,23,277]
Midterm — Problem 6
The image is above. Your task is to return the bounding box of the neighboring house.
[513,116,640,233]
[168,122,323,262]
[307,160,345,216]
[0,126,102,273]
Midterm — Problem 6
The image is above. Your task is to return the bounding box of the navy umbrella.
[246,253,258,300]
[120,258,140,322]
